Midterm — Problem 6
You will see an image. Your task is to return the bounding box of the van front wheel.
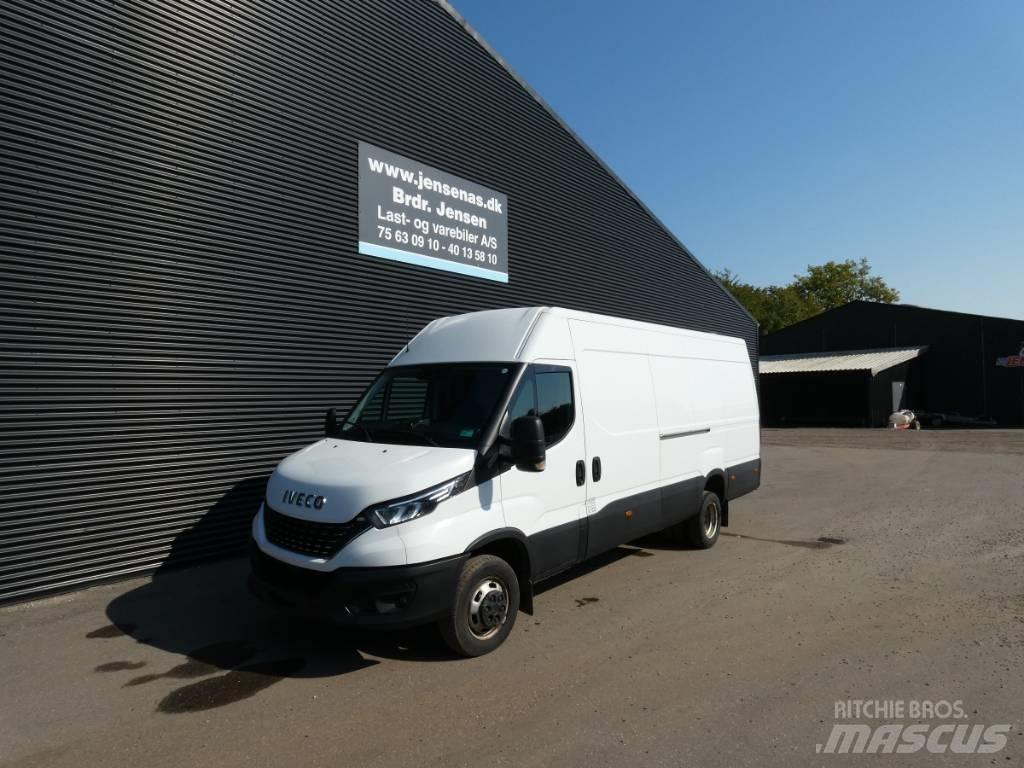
[683,491,722,549]
[439,554,519,657]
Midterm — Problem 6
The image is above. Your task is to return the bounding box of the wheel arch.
[464,528,534,614]
[704,470,729,527]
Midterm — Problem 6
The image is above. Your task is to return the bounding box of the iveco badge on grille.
[281,490,326,510]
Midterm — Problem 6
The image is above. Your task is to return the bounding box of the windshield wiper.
[376,427,440,447]
[340,422,375,442]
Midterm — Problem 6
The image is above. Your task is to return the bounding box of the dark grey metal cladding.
[0,0,758,602]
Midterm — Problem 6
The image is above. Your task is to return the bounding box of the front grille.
[262,504,370,558]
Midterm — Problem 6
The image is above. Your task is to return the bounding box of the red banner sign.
[997,344,1024,367]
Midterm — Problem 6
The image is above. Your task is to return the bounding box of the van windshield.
[340,363,519,449]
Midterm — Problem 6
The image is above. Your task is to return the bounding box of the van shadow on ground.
[96,477,659,713]
[96,476,441,714]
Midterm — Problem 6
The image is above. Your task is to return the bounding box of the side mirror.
[325,407,340,438]
[510,415,546,472]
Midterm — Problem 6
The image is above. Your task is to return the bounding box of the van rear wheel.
[439,554,519,657]
[681,490,722,549]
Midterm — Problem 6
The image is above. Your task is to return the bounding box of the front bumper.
[249,542,467,629]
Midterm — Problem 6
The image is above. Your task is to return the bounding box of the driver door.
[499,362,588,580]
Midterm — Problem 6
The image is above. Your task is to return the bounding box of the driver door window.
[505,365,574,446]
[535,369,573,445]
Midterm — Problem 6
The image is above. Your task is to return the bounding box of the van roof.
[390,307,747,366]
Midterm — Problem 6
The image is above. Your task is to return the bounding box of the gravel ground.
[763,427,1024,455]
[2,429,1022,767]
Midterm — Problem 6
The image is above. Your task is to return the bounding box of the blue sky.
[453,1,1024,320]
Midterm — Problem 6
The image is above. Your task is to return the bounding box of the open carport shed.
[760,347,927,427]
[761,301,1024,428]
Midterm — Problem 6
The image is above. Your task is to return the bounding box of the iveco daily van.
[250,307,761,655]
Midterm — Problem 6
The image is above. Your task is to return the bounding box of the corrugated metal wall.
[0,0,758,603]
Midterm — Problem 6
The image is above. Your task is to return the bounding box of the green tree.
[792,258,900,309]
[716,259,899,334]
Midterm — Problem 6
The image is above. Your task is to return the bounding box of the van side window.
[535,368,574,445]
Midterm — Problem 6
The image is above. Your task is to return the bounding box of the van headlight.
[366,472,471,528]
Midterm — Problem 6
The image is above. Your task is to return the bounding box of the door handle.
[592,456,602,482]
[575,460,585,486]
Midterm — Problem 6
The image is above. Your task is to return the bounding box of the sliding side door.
[569,319,661,556]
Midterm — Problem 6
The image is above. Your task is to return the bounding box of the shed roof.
[760,346,927,375]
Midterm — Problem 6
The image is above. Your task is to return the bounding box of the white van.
[250,307,761,655]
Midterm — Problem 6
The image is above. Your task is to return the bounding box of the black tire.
[439,554,519,657]
[681,490,722,549]
[930,415,944,428]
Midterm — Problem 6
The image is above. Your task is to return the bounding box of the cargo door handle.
[592,457,602,482]
[575,460,585,486]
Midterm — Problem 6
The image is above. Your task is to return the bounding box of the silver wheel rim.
[704,499,720,539]
[467,576,509,640]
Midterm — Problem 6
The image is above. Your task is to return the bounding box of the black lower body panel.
[249,543,466,629]
[660,475,706,527]
[527,519,583,581]
[584,476,705,559]
[584,485,663,559]
[726,458,762,500]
